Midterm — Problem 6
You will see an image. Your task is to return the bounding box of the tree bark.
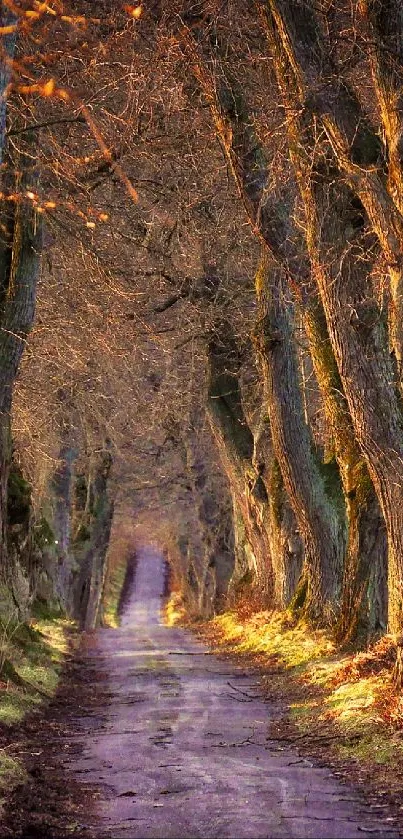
[182,412,235,616]
[0,137,42,580]
[51,440,76,610]
[302,296,387,638]
[0,3,17,166]
[263,0,403,371]
[207,321,274,603]
[183,34,346,619]
[74,445,114,630]
[359,0,403,215]
[358,0,403,372]
[253,410,303,607]
[264,0,403,645]
[253,250,345,620]
[183,16,388,628]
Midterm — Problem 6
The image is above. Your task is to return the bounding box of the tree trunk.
[263,0,403,371]
[313,225,403,641]
[83,495,115,631]
[302,297,387,638]
[0,3,17,166]
[253,251,345,621]
[51,441,76,610]
[182,412,235,617]
[184,39,345,619]
[358,0,403,374]
[0,137,42,579]
[253,403,303,608]
[359,0,403,215]
[265,0,403,646]
[74,445,114,630]
[207,321,274,602]
[184,16,385,629]
[7,458,34,616]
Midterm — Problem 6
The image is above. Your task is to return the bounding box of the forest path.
[64,547,397,839]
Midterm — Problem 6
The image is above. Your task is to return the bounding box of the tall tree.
[359,0,403,372]
[262,0,403,672]
[180,24,387,625]
[0,134,42,584]
[207,320,275,602]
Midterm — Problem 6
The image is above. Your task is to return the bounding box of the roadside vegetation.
[0,599,73,811]
[165,591,403,799]
[102,561,128,629]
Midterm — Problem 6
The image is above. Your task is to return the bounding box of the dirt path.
[35,545,394,839]
[4,546,401,839]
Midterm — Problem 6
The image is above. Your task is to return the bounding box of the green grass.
[0,750,27,806]
[338,731,403,765]
[0,688,42,726]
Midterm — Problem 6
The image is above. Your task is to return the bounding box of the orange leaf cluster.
[331,636,396,687]
[123,4,143,19]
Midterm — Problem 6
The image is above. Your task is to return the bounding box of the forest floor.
[0,551,402,838]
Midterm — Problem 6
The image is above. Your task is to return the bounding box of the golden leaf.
[124,4,143,19]
[42,79,55,97]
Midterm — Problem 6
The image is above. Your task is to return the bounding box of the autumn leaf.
[124,4,143,19]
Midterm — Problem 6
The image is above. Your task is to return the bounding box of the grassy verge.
[184,601,403,798]
[102,557,133,628]
[0,604,75,810]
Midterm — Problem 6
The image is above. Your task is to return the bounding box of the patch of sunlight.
[31,618,72,658]
[164,592,186,627]
[290,663,400,770]
[15,662,58,695]
[213,612,251,642]
[110,649,161,658]
[200,602,403,781]
[290,699,322,719]
[211,610,334,669]
[325,676,381,720]
[145,655,165,670]
[304,656,345,687]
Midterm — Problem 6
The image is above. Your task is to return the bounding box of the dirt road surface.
[48,545,398,839]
